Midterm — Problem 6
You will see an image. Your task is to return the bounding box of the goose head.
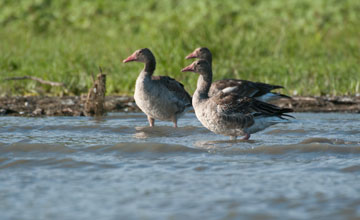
[181,59,211,75]
[123,48,155,63]
[185,47,212,63]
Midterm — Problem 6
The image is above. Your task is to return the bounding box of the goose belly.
[194,105,247,137]
[134,83,181,121]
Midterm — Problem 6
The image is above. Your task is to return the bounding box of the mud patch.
[0,95,139,116]
[1,95,360,116]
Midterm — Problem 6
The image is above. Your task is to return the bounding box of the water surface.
[0,113,359,220]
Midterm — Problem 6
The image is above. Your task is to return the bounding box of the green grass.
[0,0,359,96]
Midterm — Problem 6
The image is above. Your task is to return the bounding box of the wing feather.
[213,92,293,127]
[210,79,284,98]
[151,75,192,106]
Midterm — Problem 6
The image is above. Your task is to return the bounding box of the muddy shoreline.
[0,95,359,116]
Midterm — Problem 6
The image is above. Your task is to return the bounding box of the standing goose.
[181,60,293,140]
[186,47,290,102]
[123,48,192,127]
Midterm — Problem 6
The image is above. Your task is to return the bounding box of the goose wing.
[152,75,192,106]
[211,79,286,98]
[213,93,293,128]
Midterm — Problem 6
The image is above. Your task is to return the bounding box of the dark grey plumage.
[186,47,291,102]
[124,48,192,127]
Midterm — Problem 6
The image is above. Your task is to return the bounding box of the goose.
[123,48,192,127]
[181,59,293,140]
[186,47,290,102]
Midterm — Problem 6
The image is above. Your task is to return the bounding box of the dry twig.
[4,76,64,87]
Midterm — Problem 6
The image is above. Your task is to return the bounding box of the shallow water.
[0,113,359,220]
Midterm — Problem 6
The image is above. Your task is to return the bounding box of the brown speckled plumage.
[182,59,293,140]
[186,47,290,101]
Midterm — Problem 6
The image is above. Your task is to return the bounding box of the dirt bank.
[0,96,139,116]
[0,95,359,116]
[272,96,360,113]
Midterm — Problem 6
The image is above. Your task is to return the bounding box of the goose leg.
[147,116,155,127]
[170,115,178,128]
[242,134,250,140]
[172,117,178,128]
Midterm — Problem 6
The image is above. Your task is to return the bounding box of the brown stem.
[4,76,64,87]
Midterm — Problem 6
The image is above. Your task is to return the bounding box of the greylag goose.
[185,47,290,102]
[181,59,293,140]
[123,48,192,127]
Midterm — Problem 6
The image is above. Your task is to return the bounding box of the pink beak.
[123,53,137,63]
[185,51,198,59]
[181,63,195,72]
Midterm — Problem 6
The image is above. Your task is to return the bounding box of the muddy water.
[0,113,359,220]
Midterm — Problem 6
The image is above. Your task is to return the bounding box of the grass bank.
[0,0,359,96]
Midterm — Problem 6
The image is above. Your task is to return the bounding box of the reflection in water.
[90,115,107,123]
[0,113,359,219]
[298,137,359,145]
[134,126,176,139]
[266,128,308,135]
[194,139,256,150]
[134,125,210,139]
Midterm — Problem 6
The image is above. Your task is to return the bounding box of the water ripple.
[86,142,204,154]
[0,143,75,153]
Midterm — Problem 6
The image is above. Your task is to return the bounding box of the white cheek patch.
[222,86,237,94]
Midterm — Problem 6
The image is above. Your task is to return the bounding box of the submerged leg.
[230,136,237,140]
[171,116,178,128]
[147,116,155,127]
[242,134,250,140]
